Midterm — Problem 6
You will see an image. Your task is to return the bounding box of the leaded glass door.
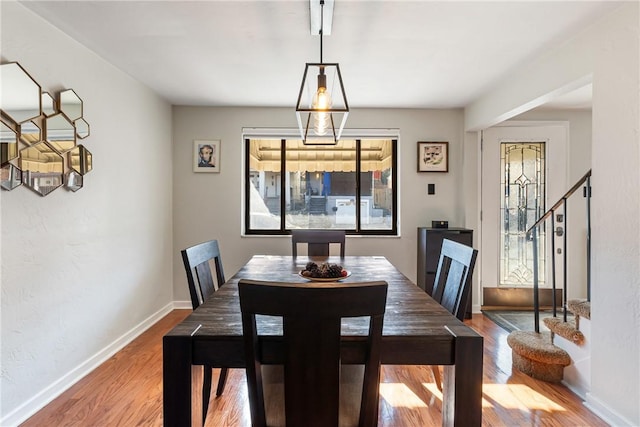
[481,123,568,307]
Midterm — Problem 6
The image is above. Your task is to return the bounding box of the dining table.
[163,255,483,427]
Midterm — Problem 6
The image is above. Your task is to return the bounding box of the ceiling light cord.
[319,0,324,63]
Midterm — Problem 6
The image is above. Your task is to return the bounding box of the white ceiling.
[20,1,618,110]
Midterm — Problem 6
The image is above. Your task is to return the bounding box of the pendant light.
[295,0,349,145]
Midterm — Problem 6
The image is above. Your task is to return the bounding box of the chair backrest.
[181,240,226,309]
[291,229,346,257]
[431,239,478,321]
[239,279,388,427]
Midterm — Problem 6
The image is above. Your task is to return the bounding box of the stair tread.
[543,317,585,344]
[567,299,591,319]
[507,331,571,365]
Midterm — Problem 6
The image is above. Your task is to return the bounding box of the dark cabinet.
[417,226,473,295]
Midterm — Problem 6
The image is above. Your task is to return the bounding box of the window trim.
[243,129,399,236]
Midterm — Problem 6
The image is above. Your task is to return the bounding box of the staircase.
[308,196,326,215]
[507,170,592,397]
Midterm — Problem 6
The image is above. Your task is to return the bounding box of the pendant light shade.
[295,0,349,145]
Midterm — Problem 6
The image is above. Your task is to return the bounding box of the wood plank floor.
[21,310,607,426]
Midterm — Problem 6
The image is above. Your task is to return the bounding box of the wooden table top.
[167,255,480,366]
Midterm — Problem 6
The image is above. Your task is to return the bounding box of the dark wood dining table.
[163,255,483,426]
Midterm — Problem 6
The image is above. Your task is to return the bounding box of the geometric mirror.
[19,141,64,196]
[75,118,90,139]
[20,120,41,145]
[1,120,18,165]
[45,113,76,153]
[1,163,23,190]
[1,60,92,195]
[59,89,82,121]
[0,62,42,124]
[42,92,56,117]
[65,170,83,192]
[68,145,92,175]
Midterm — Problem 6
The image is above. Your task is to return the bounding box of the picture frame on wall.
[417,141,448,172]
[193,140,220,173]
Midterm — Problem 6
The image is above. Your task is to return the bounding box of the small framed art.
[193,140,220,173]
[418,141,448,172]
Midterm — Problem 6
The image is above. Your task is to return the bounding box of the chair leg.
[202,365,213,424]
[431,365,442,391]
[216,367,229,396]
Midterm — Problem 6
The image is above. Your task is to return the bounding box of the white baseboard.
[0,302,175,427]
[173,300,193,309]
[585,392,636,427]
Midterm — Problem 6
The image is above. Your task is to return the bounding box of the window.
[245,137,397,235]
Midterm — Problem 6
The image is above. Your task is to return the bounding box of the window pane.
[284,139,357,229]
[246,135,397,235]
[360,139,394,230]
[500,142,545,287]
[248,139,281,230]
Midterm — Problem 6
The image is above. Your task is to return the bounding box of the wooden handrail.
[526,169,592,237]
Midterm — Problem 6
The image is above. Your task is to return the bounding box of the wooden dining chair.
[238,279,388,427]
[430,238,478,389]
[291,229,346,257]
[180,239,229,425]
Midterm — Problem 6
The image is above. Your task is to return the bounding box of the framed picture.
[418,141,448,172]
[193,140,220,173]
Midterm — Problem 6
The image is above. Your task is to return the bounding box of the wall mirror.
[75,118,90,139]
[1,61,92,194]
[0,62,42,124]
[19,141,64,196]
[1,163,23,190]
[42,92,56,117]
[20,120,41,145]
[45,113,76,153]
[1,121,19,165]
[68,145,92,175]
[65,170,83,192]
[59,89,82,121]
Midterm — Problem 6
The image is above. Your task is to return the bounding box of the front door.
[480,122,568,308]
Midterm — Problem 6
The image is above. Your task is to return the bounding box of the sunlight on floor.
[379,383,428,408]
[482,384,566,411]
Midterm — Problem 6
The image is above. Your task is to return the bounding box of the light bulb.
[312,87,332,136]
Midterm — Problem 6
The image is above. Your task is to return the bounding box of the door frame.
[477,120,570,308]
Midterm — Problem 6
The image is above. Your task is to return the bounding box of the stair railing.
[526,170,592,333]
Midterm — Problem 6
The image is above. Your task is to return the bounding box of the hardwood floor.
[21,310,607,427]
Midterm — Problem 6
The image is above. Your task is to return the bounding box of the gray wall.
[1,3,173,424]
[172,106,472,303]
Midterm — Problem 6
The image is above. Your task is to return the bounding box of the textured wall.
[1,3,173,423]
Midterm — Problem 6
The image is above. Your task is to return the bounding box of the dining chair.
[238,279,388,427]
[291,229,346,257]
[180,239,229,425]
[430,238,478,389]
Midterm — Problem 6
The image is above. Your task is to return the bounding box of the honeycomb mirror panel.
[65,170,83,192]
[19,141,64,196]
[68,145,92,175]
[1,61,92,195]
[59,89,82,121]
[1,121,19,165]
[20,120,41,145]
[1,163,23,190]
[42,92,56,117]
[45,113,76,153]
[0,62,42,124]
[75,118,90,139]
